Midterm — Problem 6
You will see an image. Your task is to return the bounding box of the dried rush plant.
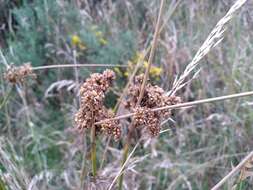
[2,0,252,189]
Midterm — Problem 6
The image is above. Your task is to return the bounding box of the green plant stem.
[118,143,129,190]
[91,125,97,177]
[0,176,7,190]
[80,132,87,189]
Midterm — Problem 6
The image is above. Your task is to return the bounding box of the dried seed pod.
[4,63,36,84]
[74,69,121,140]
[126,74,181,137]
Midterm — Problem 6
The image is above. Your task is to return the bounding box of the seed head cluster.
[126,75,181,136]
[4,63,35,84]
[74,70,121,140]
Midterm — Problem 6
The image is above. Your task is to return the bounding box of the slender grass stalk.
[80,132,87,189]
[0,87,12,110]
[137,0,165,105]
[211,151,253,190]
[114,49,147,112]
[32,64,127,71]
[99,136,111,170]
[108,141,140,190]
[118,0,166,189]
[118,143,129,190]
[169,0,248,95]
[114,0,180,112]
[90,124,97,177]
[96,91,253,125]
[16,84,43,170]
[0,177,7,190]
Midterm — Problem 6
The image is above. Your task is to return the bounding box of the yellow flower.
[124,72,129,77]
[143,61,148,68]
[91,25,98,31]
[133,52,145,64]
[114,67,122,77]
[99,38,108,45]
[150,66,162,76]
[71,35,81,46]
[95,31,103,38]
[143,61,162,77]
[71,35,87,50]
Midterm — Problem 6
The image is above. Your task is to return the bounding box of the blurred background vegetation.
[0,0,253,189]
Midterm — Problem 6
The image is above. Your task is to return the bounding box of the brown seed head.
[4,63,36,84]
[74,69,121,140]
[126,74,181,137]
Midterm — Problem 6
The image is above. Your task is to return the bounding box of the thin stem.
[137,0,165,105]
[118,143,129,190]
[96,91,253,125]
[91,124,97,177]
[117,1,166,189]
[211,151,253,190]
[80,132,87,189]
[32,64,127,71]
[109,141,140,190]
[114,49,147,112]
[99,136,111,170]
[0,86,12,110]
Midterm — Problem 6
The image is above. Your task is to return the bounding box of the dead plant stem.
[211,151,253,190]
[96,91,253,125]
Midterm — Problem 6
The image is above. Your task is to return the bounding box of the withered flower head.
[4,63,36,84]
[74,69,121,140]
[126,75,181,137]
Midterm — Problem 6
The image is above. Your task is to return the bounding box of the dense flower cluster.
[126,75,181,136]
[74,70,121,140]
[4,63,36,84]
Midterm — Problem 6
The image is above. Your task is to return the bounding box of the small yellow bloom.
[133,52,145,64]
[143,61,162,77]
[99,38,108,45]
[124,72,129,77]
[143,61,148,68]
[136,52,145,61]
[150,66,162,76]
[71,35,81,46]
[91,25,98,31]
[114,67,122,76]
[95,31,103,38]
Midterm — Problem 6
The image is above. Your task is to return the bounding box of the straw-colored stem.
[32,64,127,71]
[211,151,253,190]
[117,1,166,188]
[96,91,253,125]
[137,0,165,105]
[108,141,140,190]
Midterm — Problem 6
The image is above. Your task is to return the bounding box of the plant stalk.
[91,124,97,177]
[32,64,127,71]
[96,90,253,125]
[118,143,129,190]
[118,0,165,188]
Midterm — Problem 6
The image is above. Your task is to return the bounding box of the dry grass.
[1,0,253,189]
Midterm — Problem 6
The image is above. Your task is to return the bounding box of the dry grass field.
[1,0,253,189]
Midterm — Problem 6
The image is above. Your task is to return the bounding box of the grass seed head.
[74,69,121,140]
[126,75,181,137]
[4,63,36,84]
